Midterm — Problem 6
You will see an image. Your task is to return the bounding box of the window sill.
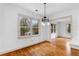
[18,34,40,39]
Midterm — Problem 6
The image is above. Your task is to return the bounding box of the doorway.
[51,16,72,39]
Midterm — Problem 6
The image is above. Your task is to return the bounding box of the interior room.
[0,3,79,56]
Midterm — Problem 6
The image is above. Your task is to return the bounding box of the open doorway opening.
[51,16,72,39]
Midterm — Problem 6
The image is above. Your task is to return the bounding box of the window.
[31,19,39,35]
[19,15,31,36]
[67,24,71,33]
[51,24,56,33]
[18,14,39,38]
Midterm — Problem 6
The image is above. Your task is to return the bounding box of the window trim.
[18,14,40,39]
[51,23,56,33]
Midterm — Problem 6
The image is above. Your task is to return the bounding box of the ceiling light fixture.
[42,3,49,23]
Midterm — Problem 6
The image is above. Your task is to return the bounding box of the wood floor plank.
[0,38,78,56]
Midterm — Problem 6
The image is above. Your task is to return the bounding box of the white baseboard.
[0,40,47,55]
[71,44,79,50]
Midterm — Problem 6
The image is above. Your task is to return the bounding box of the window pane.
[20,27,30,36]
[51,24,56,33]
[51,24,54,33]
[67,24,71,33]
[19,15,31,36]
[54,24,56,32]
[31,19,38,27]
[31,19,39,35]
[32,28,39,35]
[51,29,53,33]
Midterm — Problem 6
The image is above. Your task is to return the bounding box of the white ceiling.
[15,3,79,17]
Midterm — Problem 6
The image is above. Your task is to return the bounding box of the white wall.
[50,17,71,39]
[50,8,79,49]
[56,18,71,38]
[0,4,5,52]
[0,4,48,54]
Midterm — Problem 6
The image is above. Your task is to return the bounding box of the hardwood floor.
[1,38,79,56]
[71,48,79,56]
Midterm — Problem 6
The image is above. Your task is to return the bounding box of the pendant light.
[42,3,49,23]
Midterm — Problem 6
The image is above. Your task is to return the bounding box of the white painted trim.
[0,40,47,55]
[71,44,79,50]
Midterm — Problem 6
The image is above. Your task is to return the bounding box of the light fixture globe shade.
[42,17,49,22]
